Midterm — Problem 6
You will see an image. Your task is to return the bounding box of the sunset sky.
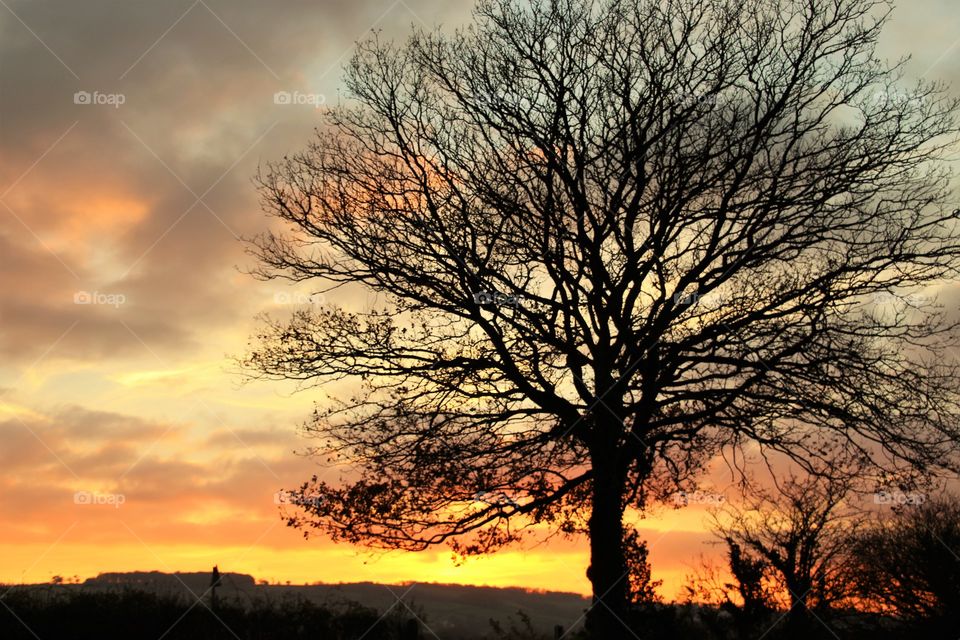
[1,0,959,599]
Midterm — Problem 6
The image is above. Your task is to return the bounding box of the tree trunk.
[585,454,630,639]
[785,576,813,635]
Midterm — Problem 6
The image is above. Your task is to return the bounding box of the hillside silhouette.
[47,571,590,638]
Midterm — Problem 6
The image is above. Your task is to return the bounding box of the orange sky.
[1,0,958,600]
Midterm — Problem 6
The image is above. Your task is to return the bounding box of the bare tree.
[710,472,862,633]
[245,0,960,635]
[848,494,960,631]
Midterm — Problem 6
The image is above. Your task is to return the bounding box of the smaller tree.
[623,526,662,604]
[723,538,772,619]
[681,543,777,639]
[848,494,960,631]
[710,473,860,630]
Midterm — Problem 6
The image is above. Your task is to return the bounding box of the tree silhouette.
[622,526,662,604]
[710,473,861,633]
[724,538,772,619]
[848,494,960,632]
[245,0,960,635]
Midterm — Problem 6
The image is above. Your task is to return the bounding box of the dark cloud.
[1,0,949,367]
[0,0,469,367]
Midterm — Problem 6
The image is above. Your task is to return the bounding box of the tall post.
[209,565,222,611]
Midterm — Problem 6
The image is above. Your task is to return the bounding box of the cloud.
[0,0,471,370]
[0,402,319,543]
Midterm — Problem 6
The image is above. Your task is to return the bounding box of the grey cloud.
[0,0,469,367]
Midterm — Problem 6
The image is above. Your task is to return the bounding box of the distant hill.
[79,571,590,638]
[84,571,256,591]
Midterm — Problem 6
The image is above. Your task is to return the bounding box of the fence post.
[209,565,222,611]
[553,624,564,639]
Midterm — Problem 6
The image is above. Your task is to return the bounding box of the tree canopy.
[245,0,960,635]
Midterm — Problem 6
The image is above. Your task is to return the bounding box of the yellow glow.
[0,401,46,422]
[113,365,211,387]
